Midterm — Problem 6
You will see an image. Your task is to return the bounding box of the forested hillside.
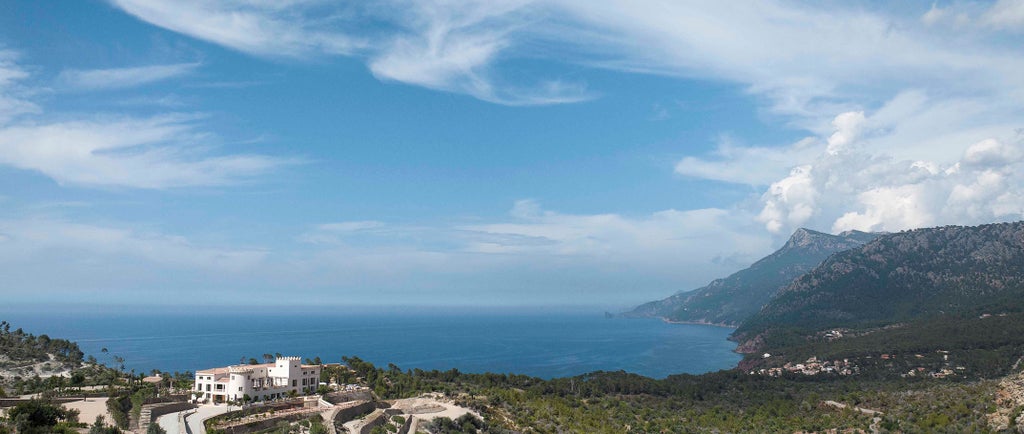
[737,222,1024,341]
[0,320,84,387]
[727,221,1024,384]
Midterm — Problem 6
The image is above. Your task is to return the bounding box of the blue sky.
[1,0,1023,308]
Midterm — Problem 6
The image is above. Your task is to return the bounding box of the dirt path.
[62,397,111,425]
[822,400,884,434]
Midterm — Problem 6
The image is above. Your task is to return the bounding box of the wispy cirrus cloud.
[57,62,200,90]
[983,0,1024,30]
[0,49,40,125]
[0,114,289,188]
[299,200,771,288]
[108,0,595,105]
[0,52,293,189]
[106,0,1024,114]
[1,199,773,306]
[366,0,593,105]
[923,0,1024,32]
[109,0,364,58]
[0,217,267,272]
[0,217,268,301]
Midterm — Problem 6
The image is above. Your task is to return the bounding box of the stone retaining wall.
[138,402,196,433]
[323,389,373,404]
[357,411,386,434]
[332,401,376,426]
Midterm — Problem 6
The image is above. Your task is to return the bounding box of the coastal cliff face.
[625,228,878,326]
[735,221,1024,346]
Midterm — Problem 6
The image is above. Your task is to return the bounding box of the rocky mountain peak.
[783,228,828,248]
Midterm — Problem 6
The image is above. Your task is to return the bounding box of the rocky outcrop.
[990,367,1024,432]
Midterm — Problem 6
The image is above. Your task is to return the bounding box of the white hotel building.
[194,357,322,403]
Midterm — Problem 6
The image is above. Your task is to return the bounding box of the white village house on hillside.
[194,356,321,403]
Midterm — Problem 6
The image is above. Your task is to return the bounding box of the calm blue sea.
[0,307,740,379]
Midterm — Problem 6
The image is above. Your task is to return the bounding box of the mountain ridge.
[625,228,880,326]
[734,220,1024,352]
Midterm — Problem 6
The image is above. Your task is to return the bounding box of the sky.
[1,0,1023,309]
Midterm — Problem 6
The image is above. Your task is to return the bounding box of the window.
[292,380,297,387]
[238,387,243,392]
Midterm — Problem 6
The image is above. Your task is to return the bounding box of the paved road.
[185,404,234,434]
[157,410,185,434]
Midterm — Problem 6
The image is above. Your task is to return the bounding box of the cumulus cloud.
[58,63,199,90]
[753,117,1024,234]
[757,165,817,234]
[826,111,866,154]
[675,136,820,185]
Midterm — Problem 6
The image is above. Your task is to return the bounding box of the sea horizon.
[1,307,740,380]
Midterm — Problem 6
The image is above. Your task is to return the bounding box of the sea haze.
[2,307,740,379]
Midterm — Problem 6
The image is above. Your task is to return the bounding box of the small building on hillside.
[194,356,321,403]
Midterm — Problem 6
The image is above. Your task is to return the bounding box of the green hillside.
[732,221,1024,380]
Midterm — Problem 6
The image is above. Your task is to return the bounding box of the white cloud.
[757,165,817,234]
[752,125,1024,235]
[367,0,592,105]
[0,114,288,188]
[826,111,866,154]
[675,136,820,185]
[0,217,266,271]
[983,0,1024,31]
[58,63,199,90]
[0,53,291,189]
[0,217,269,301]
[460,201,769,261]
[105,0,1024,118]
[0,49,40,125]
[109,0,362,58]
[111,0,592,105]
[287,201,773,303]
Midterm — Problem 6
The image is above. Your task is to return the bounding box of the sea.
[0,306,740,379]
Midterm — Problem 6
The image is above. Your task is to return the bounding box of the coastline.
[2,311,740,380]
[660,317,738,329]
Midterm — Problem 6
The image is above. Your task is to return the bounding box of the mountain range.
[630,220,1024,377]
[626,228,879,326]
[734,221,1024,346]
